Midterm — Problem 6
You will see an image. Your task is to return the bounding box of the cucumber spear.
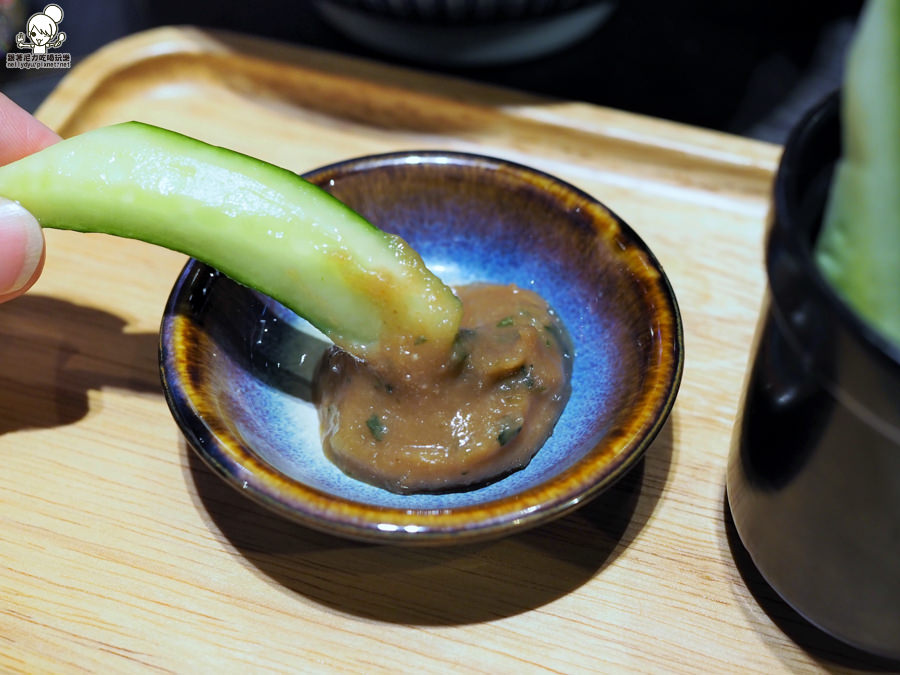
[0,121,462,364]
[815,0,900,346]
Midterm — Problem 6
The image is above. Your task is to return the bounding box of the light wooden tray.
[1,26,872,673]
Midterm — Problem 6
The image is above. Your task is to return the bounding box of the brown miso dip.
[315,283,572,494]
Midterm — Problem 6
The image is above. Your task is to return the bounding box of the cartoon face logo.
[16,4,66,55]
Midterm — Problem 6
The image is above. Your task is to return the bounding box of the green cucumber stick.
[0,121,462,362]
[815,0,900,346]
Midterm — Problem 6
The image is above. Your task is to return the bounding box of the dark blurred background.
[0,0,863,144]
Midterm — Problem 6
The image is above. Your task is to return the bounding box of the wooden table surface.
[0,27,888,673]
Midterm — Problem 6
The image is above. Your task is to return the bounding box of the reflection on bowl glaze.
[160,151,683,545]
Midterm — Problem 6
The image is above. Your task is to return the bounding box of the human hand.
[0,94,60,303]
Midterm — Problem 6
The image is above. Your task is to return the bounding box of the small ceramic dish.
[160,151,683,545]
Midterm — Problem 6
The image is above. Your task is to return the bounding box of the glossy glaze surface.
[728,94,900,659]
[160,151,683,544]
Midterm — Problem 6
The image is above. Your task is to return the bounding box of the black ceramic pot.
[314,0,618,66]
[727,92,900,659]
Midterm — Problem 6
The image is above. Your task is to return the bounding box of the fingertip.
[0,197,45,302]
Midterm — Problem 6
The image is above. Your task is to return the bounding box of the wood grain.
[0,26,886,673]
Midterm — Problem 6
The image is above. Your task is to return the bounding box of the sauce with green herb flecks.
[315,283,572,494]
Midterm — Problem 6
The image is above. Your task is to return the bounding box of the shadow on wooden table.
[185,418,675,625]
[0,295,159,434]
[723,494,900,672]
[0,293,675,625]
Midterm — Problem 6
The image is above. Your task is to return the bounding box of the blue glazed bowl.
[160,151,683,545]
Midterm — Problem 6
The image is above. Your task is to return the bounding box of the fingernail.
[0,196,44,295]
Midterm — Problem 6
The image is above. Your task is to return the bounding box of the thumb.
[0,197,45,302]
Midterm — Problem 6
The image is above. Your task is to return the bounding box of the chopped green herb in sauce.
[520,364,536,389]
[498,423,523,446]
[366,414,386,441]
